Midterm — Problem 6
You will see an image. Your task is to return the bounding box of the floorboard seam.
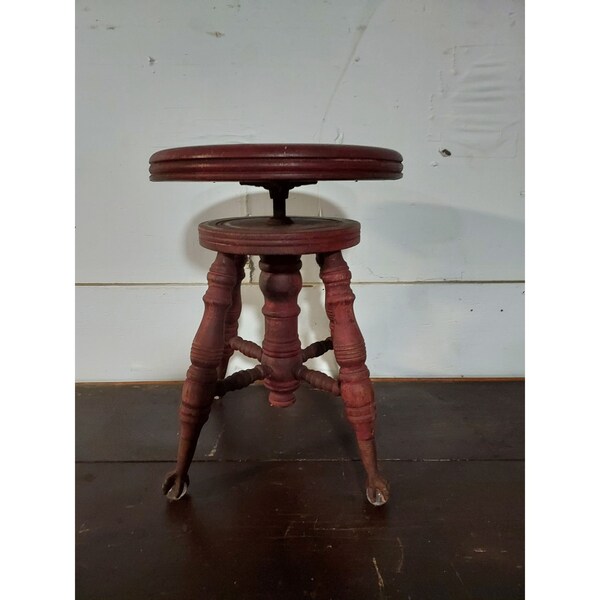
[76,457,525,464]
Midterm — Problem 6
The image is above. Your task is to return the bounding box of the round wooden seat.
[149,143,403,184]
[150,142,401,507]
[199,216,360,255]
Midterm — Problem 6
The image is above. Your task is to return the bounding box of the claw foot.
[162,471,189,501]
[366,474,390,507]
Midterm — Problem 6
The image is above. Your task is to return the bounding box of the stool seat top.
[199,216,360,255]
[149,143,402,184]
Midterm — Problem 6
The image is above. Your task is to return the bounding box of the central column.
[259,255,303,407]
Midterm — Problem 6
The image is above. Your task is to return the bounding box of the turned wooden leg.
[259,255,303,407]
[318,251,390,506]
[163,252,239,500]
[217,254,246,379]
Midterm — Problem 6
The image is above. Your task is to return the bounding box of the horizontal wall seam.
[76,280,525,287]
[75,378,524,386]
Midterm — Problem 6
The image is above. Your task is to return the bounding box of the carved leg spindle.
[217,254,246,379]
[259,255,303,407]
[316,253,335,339]
[163,252,238,500]
[318,251,390,506]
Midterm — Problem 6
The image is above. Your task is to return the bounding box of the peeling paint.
[429,45,523,157]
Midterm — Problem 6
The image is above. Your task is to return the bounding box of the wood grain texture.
[78,460,524,600]
[75,381,525,463]
[149,143,403,183]
[199,216,360,255]
[76,380,524,600]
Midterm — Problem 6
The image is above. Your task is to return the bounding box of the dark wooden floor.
[76,381,524,600]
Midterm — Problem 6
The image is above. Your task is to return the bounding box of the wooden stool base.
[151,143,402,508]
[164,244,389,507]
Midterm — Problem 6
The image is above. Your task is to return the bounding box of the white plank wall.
[76,283,524,381]
[76,0,524,381]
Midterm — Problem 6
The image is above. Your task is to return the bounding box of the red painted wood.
[149,143,403,183]
[199,216,360,255]
[228,336,263,361]
[301,337,333,362]
[318,251,389,505]
[295,365,340,396]
[217,254,246,379]
[258,255,304,407]
[151,142,402,506]
[215,365,266,399]
[162,252,238,500]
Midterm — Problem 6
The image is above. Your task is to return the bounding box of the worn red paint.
[150,143,403,505]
